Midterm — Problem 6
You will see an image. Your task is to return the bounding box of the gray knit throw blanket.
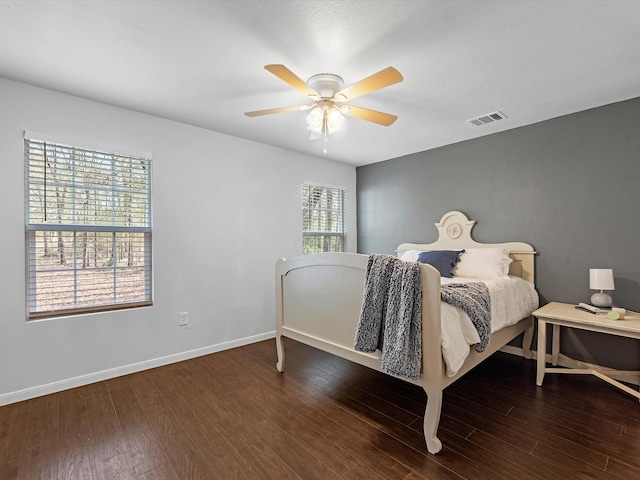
[354,254,422,380]
[440,282,491,352]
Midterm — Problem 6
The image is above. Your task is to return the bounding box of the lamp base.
[591,292,612,307]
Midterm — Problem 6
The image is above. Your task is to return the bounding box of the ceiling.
[1,1,639,166]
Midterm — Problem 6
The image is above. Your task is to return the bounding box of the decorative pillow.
[399,250,421,262]
[417,250,464,278]
[453,248,512,278]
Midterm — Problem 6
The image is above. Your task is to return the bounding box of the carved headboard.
[396,211,536,284]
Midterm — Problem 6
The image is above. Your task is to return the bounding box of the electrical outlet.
[179,312,189,326]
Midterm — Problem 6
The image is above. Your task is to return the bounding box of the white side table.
[534,301,640,400]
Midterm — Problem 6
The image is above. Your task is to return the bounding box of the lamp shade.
[306,107,324,133]
[326,107,345,132]
[589,269,615,290]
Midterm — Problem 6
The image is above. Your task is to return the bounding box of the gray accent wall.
[357,97,640,370]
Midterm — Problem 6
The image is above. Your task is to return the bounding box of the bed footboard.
[275,252,448,452]
[275,253,387,373]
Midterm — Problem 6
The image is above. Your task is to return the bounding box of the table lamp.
[589,268,615,307]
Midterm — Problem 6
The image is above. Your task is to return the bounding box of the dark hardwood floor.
[1,338,639,479]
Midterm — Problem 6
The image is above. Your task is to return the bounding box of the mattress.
[440,276,539,376]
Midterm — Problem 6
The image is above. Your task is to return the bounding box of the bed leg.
[423,386,443,454]
[522,322,534,359]
[275,334,285,372]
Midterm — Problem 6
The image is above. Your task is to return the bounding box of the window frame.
[24,133,153,320]
[302,182,346,254]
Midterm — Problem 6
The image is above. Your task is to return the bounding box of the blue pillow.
[417,250,465,278]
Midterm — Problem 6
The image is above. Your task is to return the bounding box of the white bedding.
[440,276,539,376]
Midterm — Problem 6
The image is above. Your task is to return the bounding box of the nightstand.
[534,301,640,400]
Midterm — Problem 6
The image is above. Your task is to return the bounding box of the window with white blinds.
[25,137,153,319]
[302,183,345,254]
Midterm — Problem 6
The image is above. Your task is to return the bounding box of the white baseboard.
[0,331,276,407]
[6,336,634,408]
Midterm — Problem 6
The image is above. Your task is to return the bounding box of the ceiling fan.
[245,64,403,152]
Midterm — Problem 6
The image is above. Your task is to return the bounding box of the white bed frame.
[275,211,536,454]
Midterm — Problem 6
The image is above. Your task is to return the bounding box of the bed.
[275,211,538,454]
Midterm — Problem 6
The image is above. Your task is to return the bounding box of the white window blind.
[302,183,345,254]
[25,137,152,319]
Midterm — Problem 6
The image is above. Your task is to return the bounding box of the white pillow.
[453,248,512,278]
[400,249,421,262]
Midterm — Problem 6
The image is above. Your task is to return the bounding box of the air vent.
[467,111,507,126]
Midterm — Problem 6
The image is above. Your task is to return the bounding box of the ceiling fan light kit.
[245,64,403,153]
[306,104,345,134]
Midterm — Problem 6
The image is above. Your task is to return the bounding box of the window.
[302,183,345,254]
[25,136,152,319]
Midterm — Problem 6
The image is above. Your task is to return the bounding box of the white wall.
[0,77,357,404]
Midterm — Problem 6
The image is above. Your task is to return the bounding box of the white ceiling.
[1,0,639,166]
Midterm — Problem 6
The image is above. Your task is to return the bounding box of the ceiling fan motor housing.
[307,74,344,98]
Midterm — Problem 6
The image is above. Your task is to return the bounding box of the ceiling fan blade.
[335,66,403,101]
[342,105,398,126]
[264,64,319,98]
[244,105,311,117]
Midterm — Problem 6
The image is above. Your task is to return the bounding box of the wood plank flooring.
[1,338,639,479]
